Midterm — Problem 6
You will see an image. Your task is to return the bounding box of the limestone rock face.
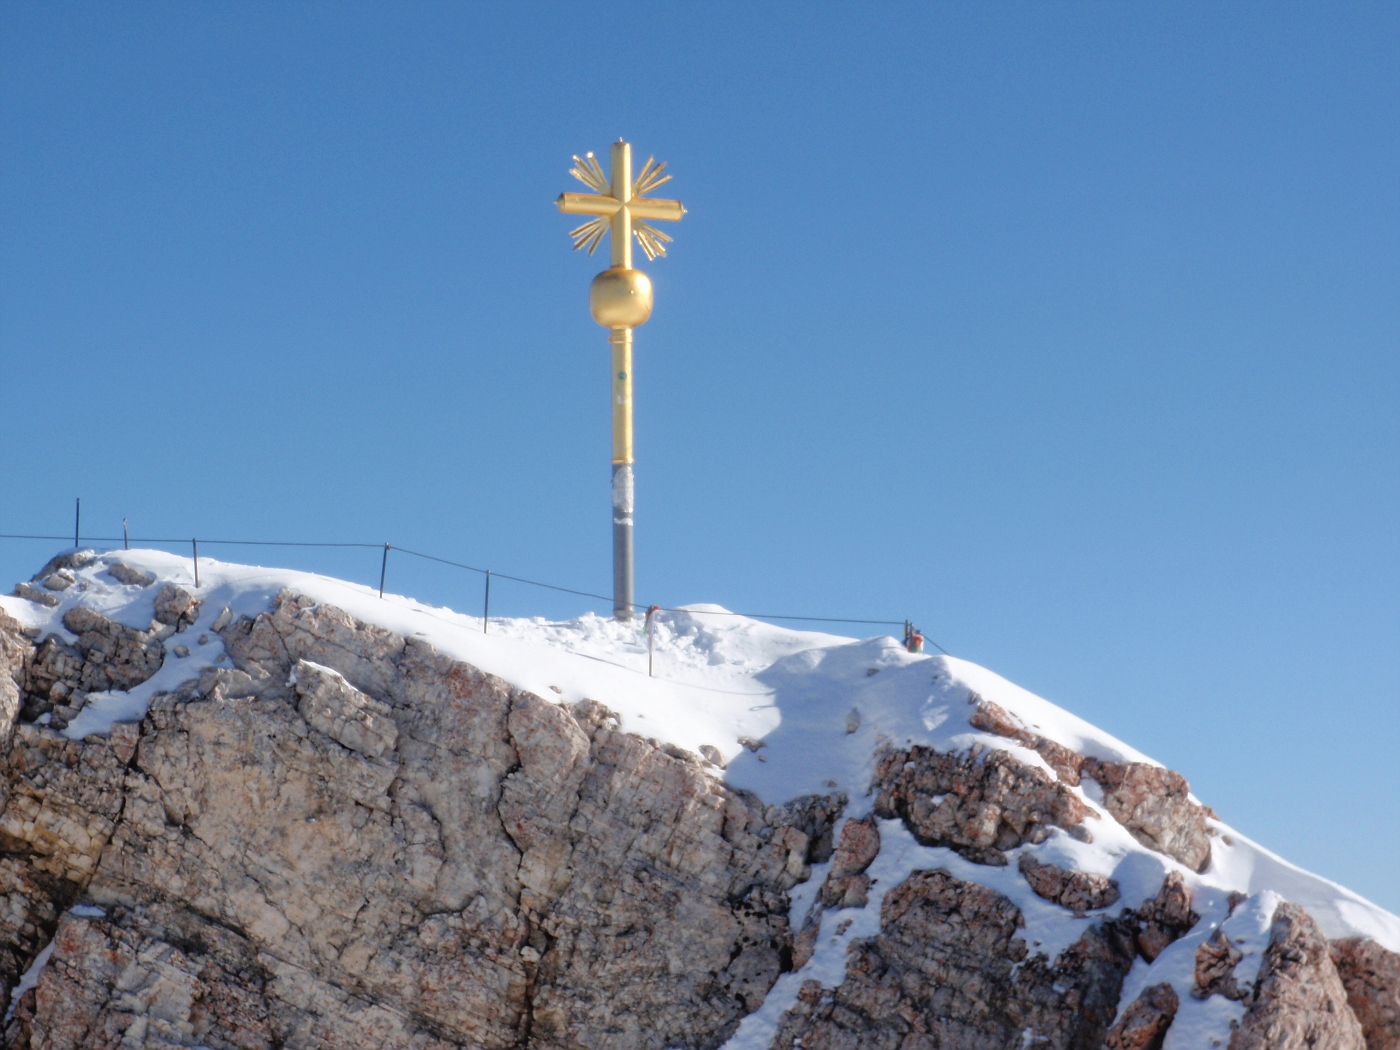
[872,744,1090,865]
[58,607,164,694]
[969,697,1085,785]
[152,584,201,631]
[1081,757,1213,872]
[772,868,1139,1050]
[819,816,880,910]
[291,659,398,759]
[21,608,166,729]
[1105,982,1179,1050]
[1135,871,1198,962]
[1018,853,1119,912]
[0,610,29,750]
[1229,902,1367,1050]
[0,718,132,1023]
[0,591,832,1050]
[1331,936,1400,1050]
[8,907,276,1050]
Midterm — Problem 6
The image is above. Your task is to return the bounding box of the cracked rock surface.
[872,743,1090,865]
[1104,982,1178,1050]
[1080,758,1213,873]
[0,591,834,1049]
[1331,937,1400,1050]
[1229,902,1366,1050]
[771,868,1139,1050]
[1017,853,1119,912]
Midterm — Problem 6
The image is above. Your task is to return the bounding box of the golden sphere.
[589,266,653,328]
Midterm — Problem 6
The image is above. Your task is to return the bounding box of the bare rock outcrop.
[18,607,166,729]
[0,590,835,1050]
[970,697,1086,784]
[106,562,155,587]
[1229,902,1366,1050]
[873,744,1090,865]
[1105,982,1179,1050]
[1331,937,1400,1050]
[820,816,880,909]
[968,700,1213,873]
[772,868,1139,1050]
[8,905,276,1049]
[1195,927,1250,1001]
[1135,871,1199,962]
[1018,853,1119,912]
[0,609,30,748]
[291,658,398,759]
[8,587,57,610]
[0,720,132,1013]
[1081,757,1213,872]
[152,583,201,631]
[57,607,165,694]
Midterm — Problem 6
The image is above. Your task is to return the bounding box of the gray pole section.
[612,462,634,620]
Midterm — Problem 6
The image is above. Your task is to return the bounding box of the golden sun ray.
[633,221,673,260]
[569,216,610,254]
[569,152,610,194]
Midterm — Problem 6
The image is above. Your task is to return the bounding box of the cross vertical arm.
[610,139,632,270]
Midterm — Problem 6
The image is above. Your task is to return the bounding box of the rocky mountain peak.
[0,550,1394,1049]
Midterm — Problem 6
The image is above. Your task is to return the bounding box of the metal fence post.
[646,605,660,676]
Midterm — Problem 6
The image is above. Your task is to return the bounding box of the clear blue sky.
[2,4,1396,911]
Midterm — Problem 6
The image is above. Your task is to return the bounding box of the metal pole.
[379,543,389,598]
[483,571,491,634]
[646,605,659,677]
[611,326,634,621]
[123,519,129,550]
[74,498,80,548]
[192,539,199,588]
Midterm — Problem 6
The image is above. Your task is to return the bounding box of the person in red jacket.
[903,621,924,654]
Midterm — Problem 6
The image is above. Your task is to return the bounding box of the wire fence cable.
[0,531,947,648]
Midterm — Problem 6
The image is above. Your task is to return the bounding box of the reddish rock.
[1331,936,1400,1050]
[1105,982,1179,1050]
[874,743,1090,866]
[1230,902,1366,1050]
[1018,853,1120,912]
[820,816,880,909]
[773,868,1139,1050]
[1136,872,1199,962]
[970,698,1086,784]
[1195,928,1249,1001]
[1082,758,1212,872]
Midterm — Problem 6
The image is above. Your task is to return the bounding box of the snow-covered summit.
[2,547,1396,1050]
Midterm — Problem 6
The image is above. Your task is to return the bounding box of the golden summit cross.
[555,139,686,621]
[557,141,685,266]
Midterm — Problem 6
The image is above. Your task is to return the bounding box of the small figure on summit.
[903,621,924,654]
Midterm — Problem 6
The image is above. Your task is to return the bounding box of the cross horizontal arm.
[626,198,686,222]
[556,193,685,223]
[557,193,621,217]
